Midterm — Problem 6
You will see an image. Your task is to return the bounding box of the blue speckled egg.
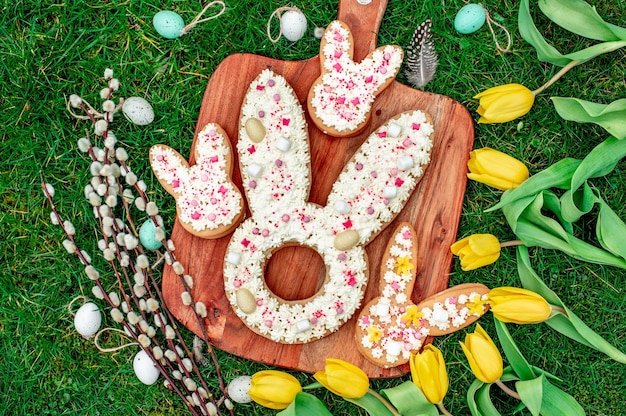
[139,220,163,250]
[153,10,185,39]
[454,4,486,34]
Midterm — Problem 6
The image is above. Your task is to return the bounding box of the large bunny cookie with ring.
[223,69,435,343]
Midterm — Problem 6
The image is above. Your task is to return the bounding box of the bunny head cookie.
[355,223,490,367]
[223,69,435,344]
[150,124,245,239]
[307,20,404,137]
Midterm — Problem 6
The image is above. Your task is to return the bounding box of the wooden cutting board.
[160,0,474,378]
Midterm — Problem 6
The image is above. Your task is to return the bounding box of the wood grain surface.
[159,0,474,378]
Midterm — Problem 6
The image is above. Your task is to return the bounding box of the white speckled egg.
[74,302,102,338]
[454,4,486,34]
[122,97,155,126]
[139,220,163,250]
[133,349,160,385]
[228,375,253,403]
[153,10,185,39]
[281,10,307,41]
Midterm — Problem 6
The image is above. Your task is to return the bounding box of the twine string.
[67,295,90,316]
[180,1,227,36]
[94,327,139,353]
[267,6,302,44]
[461,1,512,53]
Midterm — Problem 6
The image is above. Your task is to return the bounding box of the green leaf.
[538,0,626,41]
[596,198,626,260]
[345,391,397,416]
[516,375,544,416]
[475,384,501,416]
[551,98,626,140]
[519,0,570,66]
[562,40,626,64]
[559,183,596,223]
[493,319,536,381]
[570,136,626,190]
[467,379,486,416]
[277,392,333,416]
[540,378,586,416]
[381,381,438,416]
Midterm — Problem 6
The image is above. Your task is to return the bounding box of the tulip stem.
[437,401,454,416]
[532,60,581,95]
[500,240,524,248]
[495,379,521,400]
[367,389,401,416]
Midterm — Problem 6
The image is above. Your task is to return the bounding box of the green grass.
[1,0,625,415]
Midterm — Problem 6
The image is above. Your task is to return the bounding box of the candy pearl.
[367,207,374,215]
[210,197,218,204]
[273,93,280,101]
[249,180,257,189]
[338,253,347,261]
[405,342,413,351]
[261,229,270,237]
[258,110,265,118]
[355,162,363,170]
[268,79,275,87]
[371,171,378,178]
[153,10,185,39]
[252,228,260,235]
[233,280,242,288]
[281,214,290,222]
[275,159,283,167]
[265,320,273,327]
[380,67,387,74]
[310,317,318,324]
[336,307,344,314]
[208,213,216,221]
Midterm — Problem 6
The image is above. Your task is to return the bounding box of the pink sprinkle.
[191,211,201,220]
[377,131,387,138]
[256,299,264,306]
[391,281,400,291]
[403,138,412,147]
[361,315,370,325]
[248,145,256,154]
[268,79,275,87]
[324,86,331,93]
[208,213,216,221]
[347,277,356,286]
[371,171,378,178]
[404,343,413,351]
[399,307,406,313]
[156,155,164,161]
[402,230,411,240]
[384,53,391,60]
[395,177,404,187]
[281,214,290,222]
[380,67,387,74]
[265,320,273,327]
[218,185,227,194]
[302,215,311,223]
[261,229,269,237]
[384,199,390,205]
[333,63,342,72]
[336,307,344,314]
[390,168,398,176]
[201,174,208,181]
[233,279,242,288]
[241,238,250,247]
[338,253,347,261]
[191,199,198,207]
[249,180,256,189]
[256,85,265,91]
[273,93,280,101]
[252,227,260,235]
[210,155,218,163]
[310,317,318,324]
[412,123,421,130]
[416,331,424,339]
[275,159,283,167]
[337,96,346,104]
[343,219,352,229]
[333,33,343,42]
[282,118,290,126]
[209,129,216,136]
[334,50,343,59]
[365,75,373,83]
[449,297,458,305]
[172,179,180,188]
[356,162,363,171]
[210,197,217,204]
[367,207,374,215]
[351,97,360,106]
[258,110,265,118]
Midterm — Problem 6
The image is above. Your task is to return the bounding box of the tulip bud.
[488,287,552,324]
[460,324,503,383]
[314,358,369,399]
[248,370,302,410]
[450,234,501,271]
[474,83,535,124]
[409,345,449,404]
[467,148,529,190]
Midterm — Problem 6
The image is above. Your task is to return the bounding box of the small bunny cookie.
[224,69,435,344]
[308,20,404,137]
[150,123,244,239]
[356,223,490,367]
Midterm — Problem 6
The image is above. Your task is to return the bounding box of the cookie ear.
[149,144,190,198]
[324,110,435,245]
[237,69,311,215]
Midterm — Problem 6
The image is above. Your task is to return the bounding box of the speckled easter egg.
[133,349,160,385]
[227,375,253,404]
[454,4,486,34]
[281,10,307,41]
[74,302,102,338]
[122,97,155,126]
[139,220,163,250]
[153,10,185,39]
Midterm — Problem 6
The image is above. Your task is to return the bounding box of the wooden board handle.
[337,0,389,61]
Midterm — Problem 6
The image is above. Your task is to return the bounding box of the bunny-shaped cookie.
[308,20,404,137]
[223,69,434,344]
[150,124,244,239]
[355,223,490,367]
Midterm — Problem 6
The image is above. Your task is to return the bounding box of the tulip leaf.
[467,379,488,416]
[559,183,596,223]
[570,135,626,191]
[345,391,397,416]
[518,0,571,66]
[516,376,544,416]
[551,98,626,140]
[493,319,536,381]
[381,381,438,416]
[539,378,585,416]
[596,198,626,260]
[517,247,626,364]
[538,0,626,41]
[277,392,333,416]
[475,383,501,416]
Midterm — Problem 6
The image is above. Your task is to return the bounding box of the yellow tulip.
[409,345,449,404]
[467,148,529,190]
[460,324,503,384]
[314,358,369,399]
[450,234,501,271]
[248,370,302,409]
[474,83,535,124]
[488,287,552,324]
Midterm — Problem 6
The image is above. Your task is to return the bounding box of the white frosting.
[224,69,433,344]
[310,21,404,133]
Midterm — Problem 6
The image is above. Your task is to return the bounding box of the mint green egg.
[454,4,486,34]
[153,10,184,39]
[139,220,163,250]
